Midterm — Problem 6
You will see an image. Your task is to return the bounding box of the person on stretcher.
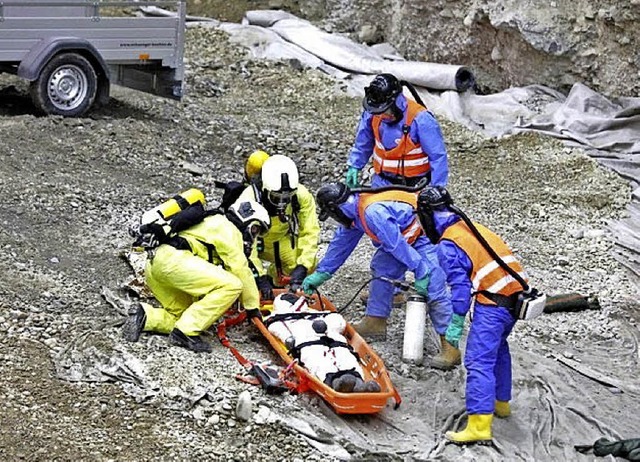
[265,293,381,393]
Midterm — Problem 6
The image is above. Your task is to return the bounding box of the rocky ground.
[0,23,638,462]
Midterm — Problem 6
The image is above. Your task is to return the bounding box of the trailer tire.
[30,52,98,117]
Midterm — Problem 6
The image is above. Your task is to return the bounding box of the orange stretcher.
[252,289,402,415]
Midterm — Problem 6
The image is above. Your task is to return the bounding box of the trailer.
[0,0,186,116]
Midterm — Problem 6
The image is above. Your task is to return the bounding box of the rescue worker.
[301,182,461,370]
[122,199,271,353]
[216,149,271,211]
[417,186,527,444]
[345,73,449,189]
[237,154,320,297]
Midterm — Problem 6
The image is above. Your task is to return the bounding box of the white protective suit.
[266,294,364,384]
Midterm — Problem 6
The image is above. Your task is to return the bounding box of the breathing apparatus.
[226,200,271,257]
[140,188,206,226]
[417,187,547,321]
[132,188,207,249]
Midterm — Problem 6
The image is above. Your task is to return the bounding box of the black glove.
[256,275,274,301]
[288,265,308,292]
[245,308,262,321]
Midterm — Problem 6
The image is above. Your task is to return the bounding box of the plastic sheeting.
[242,11,474,92]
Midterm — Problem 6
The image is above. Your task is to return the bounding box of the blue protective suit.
[316,195,452,334]
[347,94,449,187]
[434,211,517,414]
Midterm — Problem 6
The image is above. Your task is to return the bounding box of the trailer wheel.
[30,53,97,117]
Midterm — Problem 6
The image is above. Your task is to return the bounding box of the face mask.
[326,206,353,228]
[242,222,265,256]
[418,210,440,244]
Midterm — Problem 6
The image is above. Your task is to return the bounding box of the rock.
[235,391,252,421]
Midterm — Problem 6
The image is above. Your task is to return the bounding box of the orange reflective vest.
[372,99,430,178]
[440,221,527,306]
[357,190,422,245]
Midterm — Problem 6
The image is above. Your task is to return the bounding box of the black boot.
[169,328,212,353]
[122,303,147,343]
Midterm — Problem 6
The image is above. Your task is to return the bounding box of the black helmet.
[417,186,453,211]
[316,183,353,227]
[363,73,402,114]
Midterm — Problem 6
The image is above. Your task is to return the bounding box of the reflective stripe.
[373,153,429,168]
[407,146,424,155]
[402,220,422,244]
[485,272,528,294]
[375,139,385,150]
[472,256,518,288]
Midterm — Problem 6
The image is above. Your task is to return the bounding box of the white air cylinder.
[402,294,428,365]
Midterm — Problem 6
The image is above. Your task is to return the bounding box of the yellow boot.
[430,335,462,370]
[494,400,511,418]
[445,414,493,444]
[353,316,387,340]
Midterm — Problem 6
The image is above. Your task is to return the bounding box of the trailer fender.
[17,37,111,82]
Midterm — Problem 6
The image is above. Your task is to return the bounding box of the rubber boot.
[445,414,493,444]
[332,374,357,393]
[354,379,382,393]
[430,335,461,370]
[353,316,387,340]
[169,328,212,353]
[122,303,147,343]
[494,400,511,418]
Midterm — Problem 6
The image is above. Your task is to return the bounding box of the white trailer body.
[0,0,186,116]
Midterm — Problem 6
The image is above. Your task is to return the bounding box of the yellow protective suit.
[142,214,260,336]
[238,184,320,280]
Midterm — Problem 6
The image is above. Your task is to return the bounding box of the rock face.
[298,0,640,97]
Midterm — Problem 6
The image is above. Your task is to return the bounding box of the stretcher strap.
[263,311,328,327]
[216,311,252,369]
[288,337,360,365]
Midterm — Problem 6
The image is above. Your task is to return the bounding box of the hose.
[336,276,416,314]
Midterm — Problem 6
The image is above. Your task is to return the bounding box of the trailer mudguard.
[17,37,111,82]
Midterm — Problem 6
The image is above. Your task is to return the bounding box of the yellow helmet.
[245,150,270,180]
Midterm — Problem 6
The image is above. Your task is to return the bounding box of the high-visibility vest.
[371,99,430,178]
[357,190,422,245]
[440,221,527,306]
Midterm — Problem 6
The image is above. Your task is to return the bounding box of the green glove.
[345,167,360,188]
[413,274,430,297]
[302,271,332,295]
[445,314,465,348]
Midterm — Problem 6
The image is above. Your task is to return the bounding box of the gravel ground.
[0,26,637,461]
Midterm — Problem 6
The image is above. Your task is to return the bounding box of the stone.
[235,391,252,421]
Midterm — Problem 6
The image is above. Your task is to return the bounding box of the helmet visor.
[267,190,294,209]
[363,94,395,114]
[248,221,269,238]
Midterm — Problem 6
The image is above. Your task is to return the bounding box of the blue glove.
[413,275,430,297]
[345,167,360,188]
[445,314,465,348]
[302,272,332,295]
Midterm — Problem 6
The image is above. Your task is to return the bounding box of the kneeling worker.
[123,199,270,353]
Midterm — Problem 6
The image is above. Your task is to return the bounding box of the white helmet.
[227,200,271,256]
[261,155,299,210]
